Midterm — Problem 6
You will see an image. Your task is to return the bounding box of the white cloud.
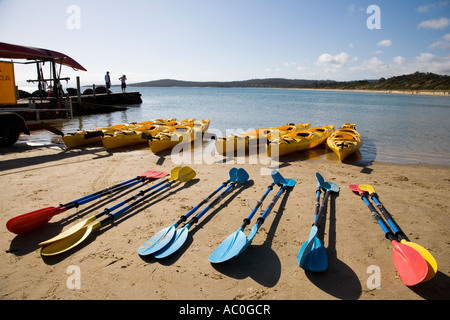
[418,17,450,30]
[416,1,450,13]
[377,39,392,47]
[349,53,450,78]
[393,56,405,65]
[350,57,386,73]
[316,52,351,69]
[430,33,450,50]
[374,50,384,55]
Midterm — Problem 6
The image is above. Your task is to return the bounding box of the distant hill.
[129,72,450,91]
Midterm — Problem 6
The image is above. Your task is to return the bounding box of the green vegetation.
[130,72,450,92]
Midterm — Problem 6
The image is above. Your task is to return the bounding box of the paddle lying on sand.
[349,184,428,286]
[6,170,168,235]
[209,170,295,263]
[137,168,239,256]
[38,169,177,247]
[358,184,437,282]
[297,173,339,272]
[40,167,195,256]
[149,168,249,259]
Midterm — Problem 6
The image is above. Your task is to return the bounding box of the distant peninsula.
[129,72,450,93]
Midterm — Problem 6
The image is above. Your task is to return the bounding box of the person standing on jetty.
[105,71,111,94]
[119,74,127,93]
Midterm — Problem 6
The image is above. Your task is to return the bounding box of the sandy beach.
[1,138,449,301]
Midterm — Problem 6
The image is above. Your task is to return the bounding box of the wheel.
[0,122,20,147]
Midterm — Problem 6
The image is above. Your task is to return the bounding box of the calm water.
[24,87,450,166]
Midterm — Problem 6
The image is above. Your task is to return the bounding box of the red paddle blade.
[139,170,168,179]
[6,206,67,235]
[391,241,428,286]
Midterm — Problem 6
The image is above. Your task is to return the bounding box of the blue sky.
[1,0,449,88]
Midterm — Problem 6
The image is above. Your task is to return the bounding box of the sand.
[0,139,449,301]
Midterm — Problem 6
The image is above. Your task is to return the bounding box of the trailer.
[0,41,86,146]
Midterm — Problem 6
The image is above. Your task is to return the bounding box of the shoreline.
[125,84,450,97]
[298,87,450,97]
[1,142,449,300]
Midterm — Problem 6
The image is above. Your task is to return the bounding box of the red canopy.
[0,42,87,71]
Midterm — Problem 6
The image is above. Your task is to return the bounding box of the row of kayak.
[215,123,363,162]
[61,118,363,161]
[62,118,210,153]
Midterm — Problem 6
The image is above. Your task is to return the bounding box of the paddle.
[358,184,437,282]
[40,167,195,256]
[6,170,168,235]
[297,173,339,272]
[209,170,295,263]
[152,168,250,259]
[240,175,295,252]
[38,169,177,247]
[209,182,275,263]
[349,185,428,286]
[137,168,239,256]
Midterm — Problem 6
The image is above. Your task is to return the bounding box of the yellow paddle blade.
[177,166,196,182]
[168,166,182,181]
[38,215,98,247]
[41,221,102,256]
[400,239,438,282]
[359,184,376,194]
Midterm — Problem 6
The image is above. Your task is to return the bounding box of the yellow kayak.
[215,123,311,155]
[61,119,178,148]
[326,123,363,162]
[101,124,169,149]
[149,119,210,153]
[62,123,132,148]
[267,125,335,157]
[149,125,194,153]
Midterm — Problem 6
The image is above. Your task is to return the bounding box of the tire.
[0,122,20,147]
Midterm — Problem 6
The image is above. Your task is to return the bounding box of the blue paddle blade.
[209,229,247,263]
[137,225,176,256]
[297,225,318,266]
[327,182,340,193]
[229,168,238,180]
[271,170,287,186]
[284,178,296,188]
[153,225,190,258]
[239,222,261,254]
[316,172,325,188]
[299,237,328,272]
[236,168,249,184]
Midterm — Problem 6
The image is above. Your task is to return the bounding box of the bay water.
[25,87,450,166]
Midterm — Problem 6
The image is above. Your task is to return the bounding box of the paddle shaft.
[360,194,397,241]
[98,179,176,226]
[240,184,274,230]
[314,187,321,222]
[91,179,167,221]
[60,172,159,210]
[313,189,332,227]
[174,180,230,227]
[185,182,237,227]
[255,185,286,227]
[370,193,410,242]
